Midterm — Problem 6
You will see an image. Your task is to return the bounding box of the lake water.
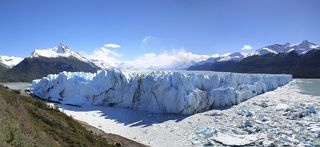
[1,82,32,91]
[294,79,320,96]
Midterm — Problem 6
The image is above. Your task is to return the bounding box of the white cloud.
[83,43,215,70]
[104,43,121,49]
[242,45,252,50]
[82,43,122,67]
[142,36,152,44]
[123,49,211,69]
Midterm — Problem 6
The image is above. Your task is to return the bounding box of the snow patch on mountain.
[0,55,23,68]
[29,43,115,70]
[288,40,320,54]
[218,52,247,62]
[31,43,88,61]
[192,52,247,67]
[250,40,320,56]
[32,70,292,115]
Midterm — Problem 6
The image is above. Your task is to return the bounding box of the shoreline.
[78,120,148,147]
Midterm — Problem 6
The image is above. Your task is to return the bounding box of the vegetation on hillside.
[0,85,112,147]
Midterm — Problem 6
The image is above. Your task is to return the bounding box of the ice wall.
[32,70,292,115]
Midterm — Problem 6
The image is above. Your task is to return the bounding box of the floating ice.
[280,134,300,143]
[308,123,320,137]
[243,119,254,128]
[297,141,313,147]
[210,133,258,146]
[276,103,290,111]
[32,69,292,114]
[196,126,216,139]
[206,110,223,116]
[305,103,317,114]
[283,103,318,120]
[237,109,254,117]
[253,101,270,108]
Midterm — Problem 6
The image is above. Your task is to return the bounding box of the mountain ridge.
[250,40,320,56]
[188,49,320,78]
[0,43,101,82]
[0,55,23,68]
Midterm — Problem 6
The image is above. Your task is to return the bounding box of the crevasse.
[32,70,292,115]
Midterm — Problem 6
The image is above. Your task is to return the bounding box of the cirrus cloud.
[142,36,153,44]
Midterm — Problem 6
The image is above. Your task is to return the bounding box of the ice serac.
[32,70,292,115]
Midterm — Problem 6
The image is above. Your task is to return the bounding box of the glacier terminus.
[32,69,292,115]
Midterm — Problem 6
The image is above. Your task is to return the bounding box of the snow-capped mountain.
[193,52,247,67]
[192,40,320,68]
[0,43,101,82]
[189,40,320,78]
[250,40,320,56]
[30,43,113,70]
[218,52,247,62]
[31,43,88,61]
[288,40,320,54]
[0,55,23,68]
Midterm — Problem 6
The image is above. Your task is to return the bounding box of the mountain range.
[189,40,320,78]
[0,40,320,82]
[250,40,319,56]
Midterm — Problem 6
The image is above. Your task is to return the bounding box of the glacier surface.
[32,70,292,114]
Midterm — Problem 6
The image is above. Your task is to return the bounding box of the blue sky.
[0,0,319,59]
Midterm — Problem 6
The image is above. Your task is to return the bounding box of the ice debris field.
[58,79,320,146]
[32,69,292,114]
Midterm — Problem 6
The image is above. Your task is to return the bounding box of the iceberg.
[32,70,292,115]
[210,133,258,146]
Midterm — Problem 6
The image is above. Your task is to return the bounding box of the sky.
[0,0,320,62]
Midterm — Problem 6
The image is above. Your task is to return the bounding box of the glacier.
[32,70,292,115]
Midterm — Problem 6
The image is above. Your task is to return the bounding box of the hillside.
[0,63,8,74]
[0,57,99,82]
[0,85,146,147]
[0,85,113,146]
